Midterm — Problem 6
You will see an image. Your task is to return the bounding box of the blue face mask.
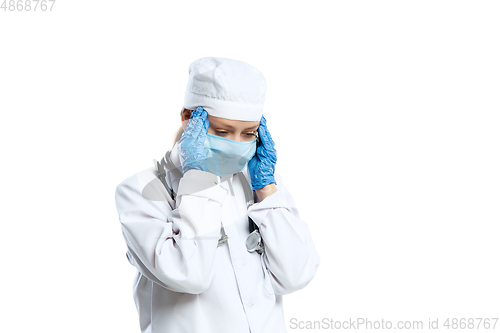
[204,133,257,177]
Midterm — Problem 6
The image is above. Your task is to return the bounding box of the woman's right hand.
[178,106,209,174]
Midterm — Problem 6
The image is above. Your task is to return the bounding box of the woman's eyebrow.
[215,124,259,130]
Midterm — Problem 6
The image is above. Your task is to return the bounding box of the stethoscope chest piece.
[246,229,264,254]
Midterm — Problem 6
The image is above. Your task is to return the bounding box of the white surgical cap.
[183,57,267,121]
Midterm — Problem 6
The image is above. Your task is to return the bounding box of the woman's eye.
[246,132,257,137]
[216,131,228,135]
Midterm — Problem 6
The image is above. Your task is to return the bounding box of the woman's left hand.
[248,115,277,191]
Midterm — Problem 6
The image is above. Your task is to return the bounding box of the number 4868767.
[1,0,56,11]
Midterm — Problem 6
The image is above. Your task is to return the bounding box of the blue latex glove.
[178,106,209,174]
[248,115,277,191]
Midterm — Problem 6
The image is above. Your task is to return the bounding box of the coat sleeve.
[115,168,228,294]
[247,173,321,295]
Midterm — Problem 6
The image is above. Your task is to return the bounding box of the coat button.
[248,302,254,307]
[237,263,244,269]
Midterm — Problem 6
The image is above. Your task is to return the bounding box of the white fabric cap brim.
[184,91,263,122]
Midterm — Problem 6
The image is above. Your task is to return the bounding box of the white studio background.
[1,1,499,332]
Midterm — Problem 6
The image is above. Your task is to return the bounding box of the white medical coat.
[114,141,321,333]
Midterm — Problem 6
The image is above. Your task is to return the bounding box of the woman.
[115,57,321,333]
